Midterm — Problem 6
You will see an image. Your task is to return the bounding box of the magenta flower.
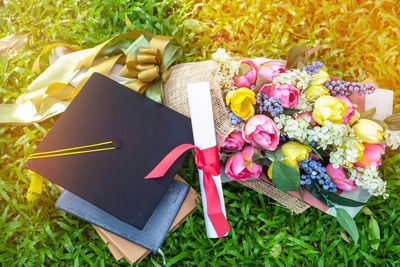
[355,143,385,168]
[335,96,356,124]
[233,60,257,88]
[222,131,246,151]
[225,146,262,181]
[326,164,357,191]
[259,83,299,108]
[257,60,286,83]
[242,115,280,151]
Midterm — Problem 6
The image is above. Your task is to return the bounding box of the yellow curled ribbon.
[0,30,181,125]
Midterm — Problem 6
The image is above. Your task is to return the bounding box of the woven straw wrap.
[163,60,310,214]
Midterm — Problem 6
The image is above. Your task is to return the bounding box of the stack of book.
[26,74,198,264]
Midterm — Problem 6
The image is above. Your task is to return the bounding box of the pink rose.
[233,60,257,88]
[222,131,246,151]
[259,83,299,108]
[242,115,280,151]
[354,143,385,168]
[257,60,286,83]
[335,96,355,124]
[225,146,262,181]
[326,164,357,191]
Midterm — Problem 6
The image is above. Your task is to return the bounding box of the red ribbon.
[145,144,230,238]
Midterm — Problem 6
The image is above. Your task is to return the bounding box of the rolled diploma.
[187,82,228,238]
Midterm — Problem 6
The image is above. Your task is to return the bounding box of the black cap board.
[26,73,193,229]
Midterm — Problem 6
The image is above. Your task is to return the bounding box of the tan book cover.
[94,176,198,264]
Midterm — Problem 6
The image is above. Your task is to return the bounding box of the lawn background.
[0,0,399,266]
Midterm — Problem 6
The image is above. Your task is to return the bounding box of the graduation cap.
[26,73,193,230]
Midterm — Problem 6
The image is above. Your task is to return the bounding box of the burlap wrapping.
[163,60,310,214]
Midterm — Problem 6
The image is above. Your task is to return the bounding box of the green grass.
[1,0,400,266]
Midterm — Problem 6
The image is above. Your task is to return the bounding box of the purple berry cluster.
[324,80,376,96]
[228,111,241,125]
[303,61,325,75]
[299,159,337,193]
[256,93,284,117]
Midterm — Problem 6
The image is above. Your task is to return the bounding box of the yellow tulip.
[267,141,311,179]
[310,70,330,86]
[226,87,256,120]
[312,95,347,125]
[355,140,365,161]
[281,141,312,163]
[352,119,384,144]
[305,85,330,102]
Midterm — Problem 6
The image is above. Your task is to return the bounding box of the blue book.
[56,180,189,253]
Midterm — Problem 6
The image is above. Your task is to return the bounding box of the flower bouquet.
[163,46,399,242]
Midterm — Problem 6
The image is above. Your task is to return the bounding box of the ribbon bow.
[145,144,230,238]
[120,35,174,94]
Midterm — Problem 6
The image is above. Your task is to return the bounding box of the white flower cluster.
[384,129,400,150]
[273,69,312,91]
[274,114,310,142]
[296,92,313,112]
[307,122,352,150]
[348,167,388,197]
[329,138,361,168]
[211,48,240,90]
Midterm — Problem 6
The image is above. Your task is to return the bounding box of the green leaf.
[283,108,302,116]
[271,161,300,192]
[238,63,251,76]
[360,107,376,119]
[270,244,282,258]
[306,183,330,206]
[325,191,366,207]
[252,151,271,166]
[304,143,323,160]
[336,208,359,244]
[286,44,309,69]
[368,217,380,250]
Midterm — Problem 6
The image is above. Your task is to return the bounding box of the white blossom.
[211,48,240,91]
[273,69,312,91]
[329,138,361,168]
[348,166,388,197]
[307,122,352,150]
[274,114,310,143]
[384,129,400,150]
[296,92,313,112]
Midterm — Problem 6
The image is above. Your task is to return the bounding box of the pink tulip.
[354,143,385,168]
[233,60,257,88]
[257,60,286,83]
[259,83,299,108]
[326,164,357,191]
[222,131,246,151]
[225,146,262,181]
[242,115,280,151]
[335,96,356,124]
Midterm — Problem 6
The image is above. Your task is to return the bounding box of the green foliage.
[336,208,359,244]
[1,0,400,265]
[271,161,300,192]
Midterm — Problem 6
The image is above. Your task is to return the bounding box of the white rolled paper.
[187,82,228,238]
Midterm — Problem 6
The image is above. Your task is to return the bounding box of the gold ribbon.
[120,35,172,93]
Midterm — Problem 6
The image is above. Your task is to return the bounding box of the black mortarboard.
[26,73,193,229]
